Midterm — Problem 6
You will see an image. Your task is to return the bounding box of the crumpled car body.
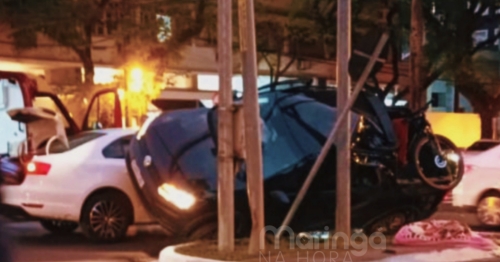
[126,82,458,238]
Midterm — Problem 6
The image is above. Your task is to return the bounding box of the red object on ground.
[393,220,496,250]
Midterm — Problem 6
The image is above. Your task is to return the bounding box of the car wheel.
[40,220,78,234]
[477,191,500,226]
[187,217,218,240]
[185,212,249,241]
[367,212,407,236]
[80,192,133,242]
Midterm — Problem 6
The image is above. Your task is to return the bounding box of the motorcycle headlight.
[446,152,461,163]
[158,183,196,210]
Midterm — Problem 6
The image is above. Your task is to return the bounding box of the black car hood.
[130,91,359,192]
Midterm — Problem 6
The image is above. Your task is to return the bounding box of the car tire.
[40,220,78,234]
[185,212,249,241]
[477,191,500,226]
[186,216,218,241]
[80,192,133,243]
[365,210,411,236]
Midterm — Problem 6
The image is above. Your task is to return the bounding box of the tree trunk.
[409,0,426,111]
[478,110,495,139]
[82,54,95,86]
[72,25,95,86]
[72,46,95,86]
[83,24,94,86]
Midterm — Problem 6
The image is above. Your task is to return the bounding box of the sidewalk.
[243,245,499,262]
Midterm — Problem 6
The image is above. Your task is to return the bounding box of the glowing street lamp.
[129,67,143,93]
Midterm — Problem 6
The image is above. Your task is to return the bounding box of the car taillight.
[26,161,51,175]
[464,164,476,174]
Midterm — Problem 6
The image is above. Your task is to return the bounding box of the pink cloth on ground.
[393,220,496,250]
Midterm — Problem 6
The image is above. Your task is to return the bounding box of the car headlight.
[158,183,196,210]
[137,112,160,140]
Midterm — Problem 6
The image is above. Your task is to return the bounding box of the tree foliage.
[0,0,117,85]
[419,0,500,137]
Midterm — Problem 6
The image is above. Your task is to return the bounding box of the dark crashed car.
[126,80,463,239]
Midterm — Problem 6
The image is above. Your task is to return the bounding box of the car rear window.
[36,132,105,155]
[467,141,500,151]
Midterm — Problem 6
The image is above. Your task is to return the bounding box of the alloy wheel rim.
[89,200,127,239]
[477,197,500,226]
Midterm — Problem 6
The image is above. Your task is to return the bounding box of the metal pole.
[217,0,234,252]
[410,0,425,111]
[238,0,265,255]
[277,32,390,239]
[336,0,352,238]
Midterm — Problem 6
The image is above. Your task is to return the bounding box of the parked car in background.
[463,139,500,158]
[0,129,154,242]
[452,144,500,226]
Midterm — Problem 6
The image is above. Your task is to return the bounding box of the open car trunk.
[0,71,123,186]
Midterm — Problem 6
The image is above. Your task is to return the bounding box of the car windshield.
[467,141,500,151]
[36,132,105,155]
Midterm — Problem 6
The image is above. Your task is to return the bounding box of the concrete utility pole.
[410,0,426,111]
[335,0,351,238]
[217,0,235,252]
[238,0,265,255]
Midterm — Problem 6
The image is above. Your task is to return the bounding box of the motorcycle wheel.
[410,134,464,191]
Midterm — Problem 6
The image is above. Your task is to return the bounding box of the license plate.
[131,159,145,188]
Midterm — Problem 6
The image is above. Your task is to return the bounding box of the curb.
[159,242,499,262]
[159,243,235,262]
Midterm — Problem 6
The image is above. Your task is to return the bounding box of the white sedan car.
[452,143,500,226]
[462,139,500,158]
[0,129,154,242]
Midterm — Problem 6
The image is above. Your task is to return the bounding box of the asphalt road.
[2,221,177,262]
[0,206,495,262]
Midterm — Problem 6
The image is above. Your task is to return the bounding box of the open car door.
[82,88,123,130]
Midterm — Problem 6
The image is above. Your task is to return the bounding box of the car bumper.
[1,179,80,221]
[126,138,216,236]
[439,203,476,214]
[0,203,34,221]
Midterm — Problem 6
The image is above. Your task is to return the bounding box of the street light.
[129,67,143,93]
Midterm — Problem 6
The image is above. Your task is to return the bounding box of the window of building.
[157,14,171,42]
[472,30,488,47]
[0,81,6,110]
[431,92,446,108]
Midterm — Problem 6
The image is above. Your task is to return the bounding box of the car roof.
[472,139,499,143]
